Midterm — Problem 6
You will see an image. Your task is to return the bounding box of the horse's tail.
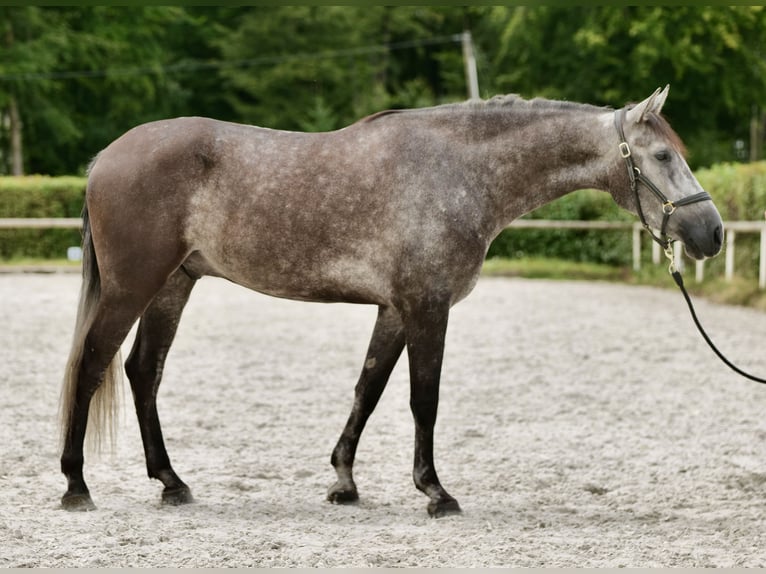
[59,199,123,453]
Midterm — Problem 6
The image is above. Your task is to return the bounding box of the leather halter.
[614,108,712,251]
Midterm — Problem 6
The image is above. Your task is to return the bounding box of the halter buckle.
[662,201,676,215]
[619,142,631,158]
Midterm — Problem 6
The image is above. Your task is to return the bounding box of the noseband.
[614,108,711,253]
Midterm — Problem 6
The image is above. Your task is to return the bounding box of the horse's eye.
[655,150,671,162]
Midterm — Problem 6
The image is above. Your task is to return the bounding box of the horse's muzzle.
[682,221,723,260]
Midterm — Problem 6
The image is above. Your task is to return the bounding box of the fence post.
[696,260,705,283]
[632,224,641,271]
[673,241,684,273]
[461,31,480,100]
[725,229,736,281]
[652,237,660,265]
[761,218,766,289]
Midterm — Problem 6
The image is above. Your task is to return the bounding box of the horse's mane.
[360,94,687,156]
[359,93,610,125]
[476,93,611,114]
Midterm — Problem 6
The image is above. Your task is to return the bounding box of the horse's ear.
[626,85,669,124]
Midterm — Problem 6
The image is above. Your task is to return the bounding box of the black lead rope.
[670,267,766,385]
[614,107,766,385]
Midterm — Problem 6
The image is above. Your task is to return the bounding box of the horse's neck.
[462,106,615,234]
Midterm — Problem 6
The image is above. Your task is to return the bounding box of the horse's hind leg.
[328,305,405,504]
[61,292,161,511]
[125,269,196,505]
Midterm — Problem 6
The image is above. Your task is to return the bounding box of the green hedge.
[695,162,766,280]
[487,188,634,266]
[0,176,86,260]
[488,161,766,276]
[2,162,766,268]
[696,161,766,220]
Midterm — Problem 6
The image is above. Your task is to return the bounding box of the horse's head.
[611,86,723,260]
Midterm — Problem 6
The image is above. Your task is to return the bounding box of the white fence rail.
[0,217,83,229]
[509,218,766,288]
[2,217,766,288]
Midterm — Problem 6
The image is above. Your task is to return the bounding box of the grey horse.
[60,86,722,517]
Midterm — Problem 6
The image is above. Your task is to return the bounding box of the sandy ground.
[2,271,766,567]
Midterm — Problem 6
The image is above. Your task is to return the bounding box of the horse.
[59,85,723,517]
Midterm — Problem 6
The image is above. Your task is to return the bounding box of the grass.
[681,276,766,312]
[482,256,766,311]
[482,256,630,282]
[0,257,80,271]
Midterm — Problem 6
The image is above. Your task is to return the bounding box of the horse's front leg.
[328,305,405,504]
[404,299,461,518]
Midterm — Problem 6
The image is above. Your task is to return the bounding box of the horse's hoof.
[427,497,461,518]
[161,485,194,506]
[327,482,359,505]
[61,492,96,512]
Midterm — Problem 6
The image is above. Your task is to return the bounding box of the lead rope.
[664,252,766,385]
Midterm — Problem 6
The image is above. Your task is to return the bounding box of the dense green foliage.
[697,161,766,221]
[487,189,634,266]
[0,6,764,175]
[695,162,766,280]
[485,6,766,168]
[0,175,84,258]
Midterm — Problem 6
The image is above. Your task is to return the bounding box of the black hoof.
[161,485,194,506]
[61,492,96,512]
[427,497,461,518]
[327,482,359,505]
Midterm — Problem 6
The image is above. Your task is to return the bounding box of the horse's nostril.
[713,224,723,250]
